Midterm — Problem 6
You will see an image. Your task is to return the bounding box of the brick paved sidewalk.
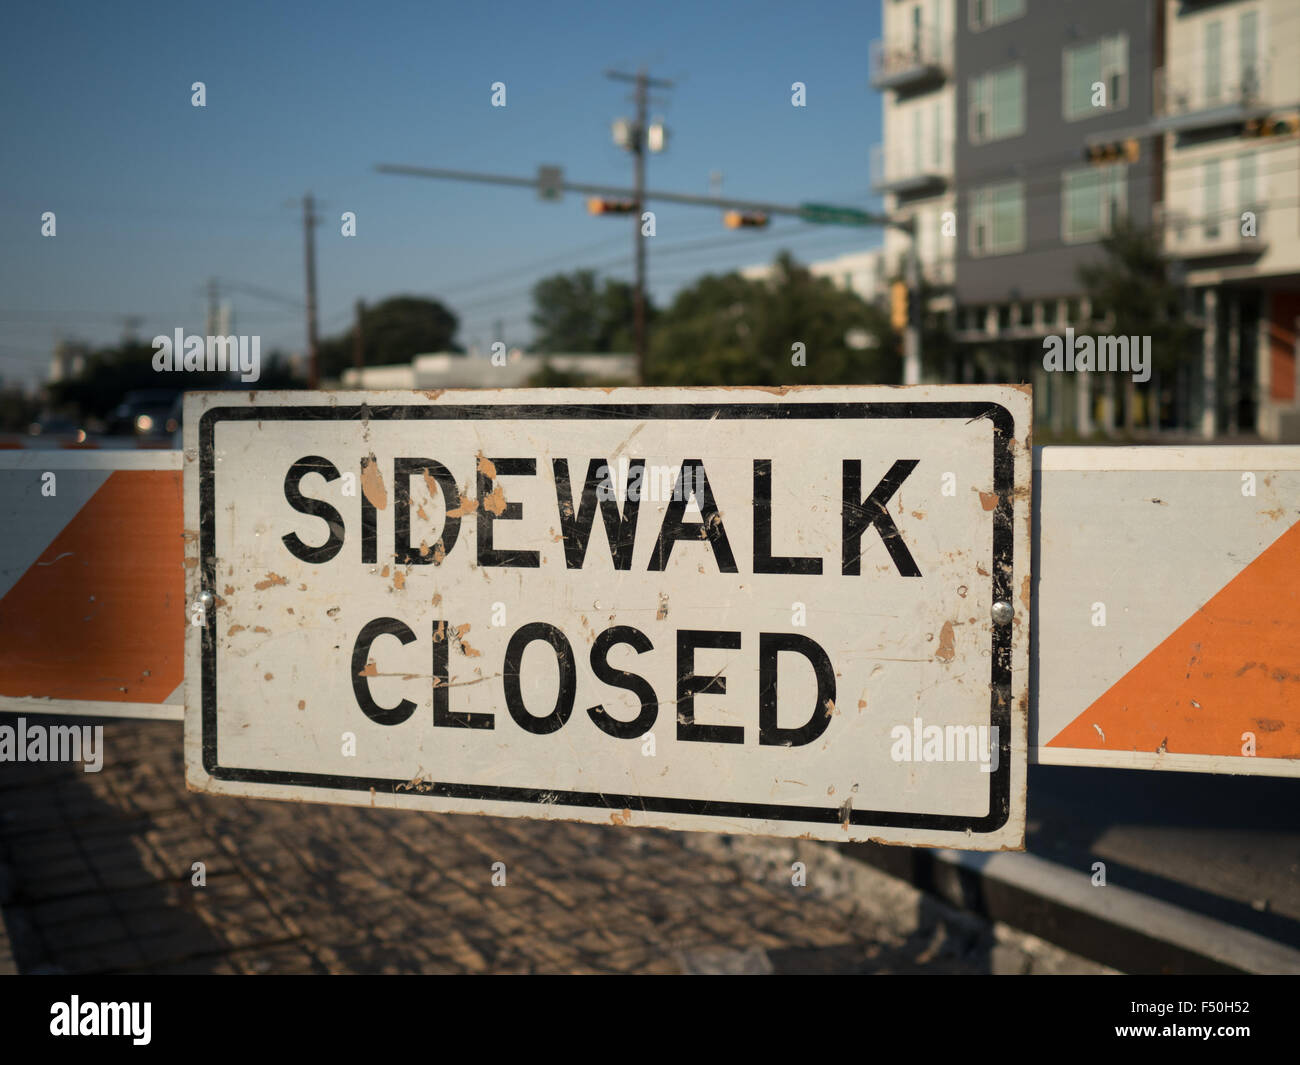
[0,716,1109,974]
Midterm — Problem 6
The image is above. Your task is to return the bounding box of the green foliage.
[524,361,627,388]
[47,341,300,423]
[529,270,651,353]
[1077,219,1196,374]
[0,386,39,432]
[646,251,899,386]
[49,342,228,420]
[318,296,461,379]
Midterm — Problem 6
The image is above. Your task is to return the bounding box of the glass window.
[970,0,1024,31]
[991,66,1024,137]
[1065,41,1101,120]
[913,107,923,172]
[1063,165,1127,243]
[1064,34,1128,120]
[992,184,1021,246]
[1238,153,1256,212]
[970,181,1024,256]
[970,65,1024,144]
[933,100,943,167]
[1205,20,1222,105]
[1204,159,1221,238]
[1240,11,1259,99]
[969,76,986,141]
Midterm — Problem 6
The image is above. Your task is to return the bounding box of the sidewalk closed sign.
[184,387,1031,849]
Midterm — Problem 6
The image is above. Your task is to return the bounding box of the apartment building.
[948,0,1159,434]
[1154,0,1300,439]
[870,0,958,341]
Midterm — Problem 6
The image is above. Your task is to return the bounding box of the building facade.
[949,0,1158,434]
[872,0,1300,440]
[1155,0,1300,439]
[871,0,958,310]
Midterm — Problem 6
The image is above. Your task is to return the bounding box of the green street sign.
[798,202,876,226]
[537,165,564,202]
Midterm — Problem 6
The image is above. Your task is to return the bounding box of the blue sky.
[0,0,884,386]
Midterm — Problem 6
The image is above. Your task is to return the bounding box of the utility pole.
[206,278,220,339]
[376,162,907,378]
[302,194,320,388]
[607,68,673,385]
[904,240,922,386]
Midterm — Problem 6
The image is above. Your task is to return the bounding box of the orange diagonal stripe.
[0,470,184,702]
[1048,517,1300,758]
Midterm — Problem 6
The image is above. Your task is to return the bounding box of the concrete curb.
[843,842,1300,974]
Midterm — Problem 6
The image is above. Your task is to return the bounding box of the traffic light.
[723,210,769,228]
[587,197,637,216]
[1085,138,1140,165]
[1244,113,1298,138]
[890,280,909,331]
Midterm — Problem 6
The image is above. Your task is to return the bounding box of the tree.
[529,270,651,353]
[318,296,461,380]
[49,341,233,421]
[1077,219,1197,432]
[647,251,898,387]
[47,340,302,424]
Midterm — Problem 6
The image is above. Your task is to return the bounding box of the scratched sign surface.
[184,387,1031,849]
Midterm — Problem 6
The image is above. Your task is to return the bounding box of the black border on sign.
[199,401,1017,833]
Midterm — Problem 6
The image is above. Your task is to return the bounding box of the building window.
[1240,11,1260,100]
[1205,19,1222,105]
[1062,165,1127,243]
[969,64,1025,144]
[969,0,1025,32]
[933,100,943,167]
[1238,152,1257,214]
[969,181,1025,256]
[1204,159,1221,239]
[1063,34,1129,120]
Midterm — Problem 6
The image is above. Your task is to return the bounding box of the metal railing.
[870,142,953,193]
[1156,201,1266,257]
[869,28,949,89]
[1154,61,1268,121]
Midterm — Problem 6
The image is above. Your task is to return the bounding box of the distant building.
[339,351,637,390]
[871,0,957,313]
[1153,0,1300,440]
[871,0,1300,440]
[48,339,88,384]
[949,0,1157,435]
[742,248,887,304]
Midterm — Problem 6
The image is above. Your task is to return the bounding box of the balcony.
[870,143,951,197]
[884,251,955,289]
[870,31,948,92]
[1153,63,1271,134]
[1157,202,1268,260]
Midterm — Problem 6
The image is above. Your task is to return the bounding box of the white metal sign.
[184,387,1031,849]
[1033,446,1300,777]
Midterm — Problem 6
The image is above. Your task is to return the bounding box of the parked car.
[108,390,180,438]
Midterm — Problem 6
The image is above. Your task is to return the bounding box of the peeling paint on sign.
[184,386,1031,849]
